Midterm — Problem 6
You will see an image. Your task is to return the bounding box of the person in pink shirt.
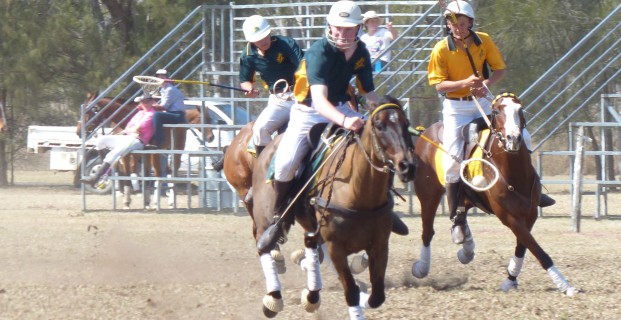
[81,94,156,186]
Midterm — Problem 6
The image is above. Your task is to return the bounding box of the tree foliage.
[0,0,618,185]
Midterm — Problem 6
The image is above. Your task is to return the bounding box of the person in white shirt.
[360,10,397,71]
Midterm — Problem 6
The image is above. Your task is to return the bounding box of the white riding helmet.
[326,1,362,50]
[327,0,363,27]
[445,0,475,20]
[243,15,271,43]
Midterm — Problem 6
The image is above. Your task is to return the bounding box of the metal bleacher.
[80,1,445,211]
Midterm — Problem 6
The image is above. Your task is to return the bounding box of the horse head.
[490,92,526,152]
[77,92,136,138]
[366,95,417,182]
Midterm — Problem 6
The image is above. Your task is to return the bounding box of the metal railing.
[521,4,621,151]
[79,1,444,211]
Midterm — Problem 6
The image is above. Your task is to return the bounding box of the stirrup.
[450,222,472,244]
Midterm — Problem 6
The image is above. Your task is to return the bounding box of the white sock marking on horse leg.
[348,305,365,320]
[305,247,322,291]
[507,256,524,277]
[260,253,281,292]
[412,245,431,278]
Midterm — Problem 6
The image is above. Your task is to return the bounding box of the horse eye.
[374,118,385,131]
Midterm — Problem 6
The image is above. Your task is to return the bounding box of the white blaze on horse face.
[389,112,399,123]
[503,100,522,150]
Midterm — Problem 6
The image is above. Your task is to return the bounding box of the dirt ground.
[1,170,620,320]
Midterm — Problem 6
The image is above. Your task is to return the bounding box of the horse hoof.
[262,294,283,316]
[123,206,130,210]
[290,249,305,266]
[412,261,429,279]
[271,250,286,274]
[350,254,368,275]
[457,248,475,264]
[501,278,518,292]
[300,288,320,313]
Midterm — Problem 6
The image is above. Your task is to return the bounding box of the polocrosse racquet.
[133,75,248,93]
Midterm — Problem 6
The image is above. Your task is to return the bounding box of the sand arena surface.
[0,171,620,319]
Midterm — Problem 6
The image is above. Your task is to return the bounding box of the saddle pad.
[264,132,345,184]
[434,129,490,186]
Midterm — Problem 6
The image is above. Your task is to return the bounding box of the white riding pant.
[252,93,295,147]
[442,98,532,183]
[96,135,144,165]
[273,101,363,182]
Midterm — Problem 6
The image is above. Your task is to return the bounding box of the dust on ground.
[0,171,620,319]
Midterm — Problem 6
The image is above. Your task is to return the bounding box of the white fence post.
[571,126,586,233]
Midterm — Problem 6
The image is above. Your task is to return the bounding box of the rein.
[311,102,404,230]
[354,103,404,173]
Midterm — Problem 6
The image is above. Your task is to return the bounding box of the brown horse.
[221,121,257,214]
[411,93,578,296]
[250,96,416,318]
[78,92,214,209]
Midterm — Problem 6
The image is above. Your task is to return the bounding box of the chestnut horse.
[411,93,578,296]
[250,96,416,318]
[78,92,214,208]
[221,121,257,214]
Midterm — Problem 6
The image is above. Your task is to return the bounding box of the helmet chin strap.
[325,25,360,50]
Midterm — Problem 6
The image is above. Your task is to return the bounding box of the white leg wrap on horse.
[359,291,370,309]
[412,245,431,278]
[507,256,524,277]
[420,245,431,264]
[304,248,322,291]
[130,173,139,191]
[260,253,281,292]
[462,239,475,254]
[546,266,577,295]
[348,305,365,320]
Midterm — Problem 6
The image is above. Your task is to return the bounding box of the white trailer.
[27,125,112,193]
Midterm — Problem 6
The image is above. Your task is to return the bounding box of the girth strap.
[311,195,394,218]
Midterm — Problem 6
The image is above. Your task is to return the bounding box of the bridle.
[487,92,525,153]
[355,102,410,173]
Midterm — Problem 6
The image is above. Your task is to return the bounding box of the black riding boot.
[211,157,224,172]
[539,193,556,207]
[256,145,266,158]
[97,149,109,161]
[446,182,471,244]
[80,162,111,187]
[272,180,295,218]
[256,180,296,252]
[391,212,409,236]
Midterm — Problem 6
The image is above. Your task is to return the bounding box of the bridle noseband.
[356,102,407,173]
[488,92,525,153]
